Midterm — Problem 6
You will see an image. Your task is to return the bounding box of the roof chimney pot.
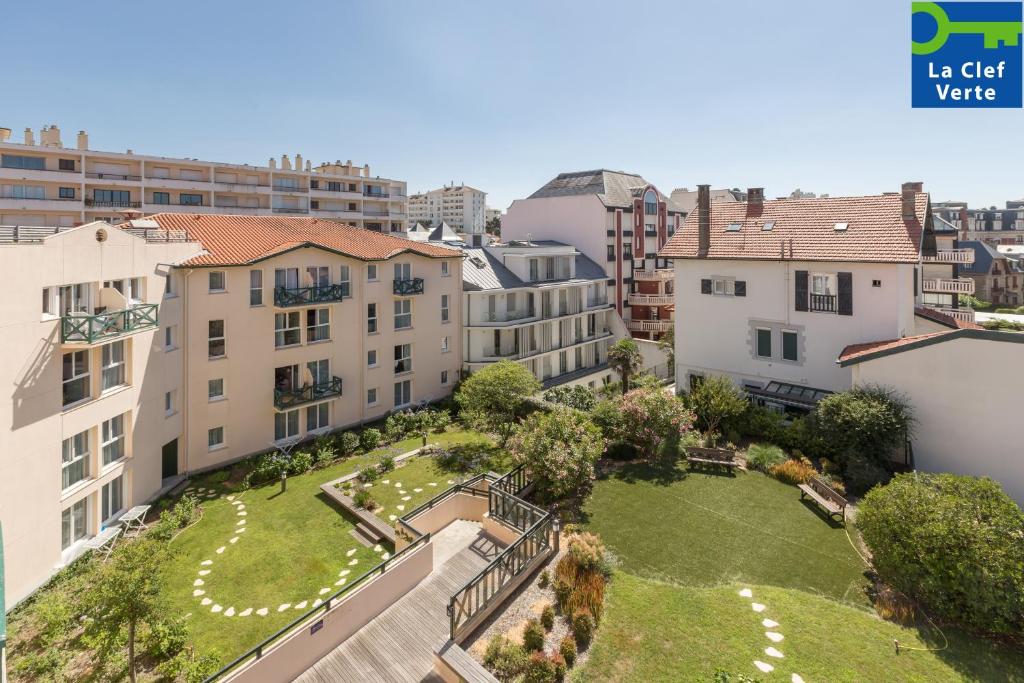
[901,182,922,220]
[697,184,711,258]
[77,130,88,150]
[24,127,34,145]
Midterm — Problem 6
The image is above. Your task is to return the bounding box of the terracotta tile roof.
[143,213,461,266]
[914,306,983,330]
[838,331,954,363]
[659,192,928,263]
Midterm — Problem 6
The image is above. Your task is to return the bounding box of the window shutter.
[913,267,918,296]
[838,272,853,315]
[795,271,809,311]
[700,278,712,294]
[734,280,746,297]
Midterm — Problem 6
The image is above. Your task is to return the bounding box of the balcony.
[922,277,975,295]
[363,209,390,217]
[274,376,343,410]
[586,297,609,309]
[85,172,141,182]
[633,269,673,281]
[61,303,158,344]
[272,207,309,214]
[481,310,535,325]
[922,249,975,264]
[393,278,424,296]
[273,184,308,193]
[928,306,976,323]
[628,294,674,306]
[273,283,350,307]
[364,190,390,198]
[626,319,673,333]
[809,293,837,313]
[84,198,142,209]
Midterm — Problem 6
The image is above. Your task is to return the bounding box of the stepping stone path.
[319,587,331,595]
[396,505,405,511]
[230,537,239,544]
[194,579,204,586]
[763,618,778,628]
[751,603,765,612]
[335,578,347,586]
[294,601,308,610]
[348,558,359,566]
[278,604,291,612]
[401,496,412,501]
[224,607,236,617]
[754,661,774,673]
[765,647,784,659]
[389,515,397,521]
[394,482,402,488]
[382,479,390,484]
[339,569,351,577]
[736,588,803,682]
[766,632,784,642]
[382,552,391,560]
[256,608,268,616]
[364,484,372,488]
[193,589,205,597]
[313,599,323,608]
[239,608,252,617]
[216,546,226,554]
[346,548,357,557]
[201,598,212,606]
[739,588,753,598]
[236,520,246,526]
[428,482,437,487]
[211,604,223,613]
[447,479,454,484]
[199,570,210,576]
[201,559,213,566]
[792,675,805,683]
[413,488,423,493]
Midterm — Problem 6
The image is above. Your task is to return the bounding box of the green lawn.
[364,457,470,521]
[575,462,1024,681]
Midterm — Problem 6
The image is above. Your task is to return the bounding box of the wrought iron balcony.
[61,303,158,344]
[84,198,142,208]
[273,283,350,307]
[274,376,343,410]
[393,277,424,295]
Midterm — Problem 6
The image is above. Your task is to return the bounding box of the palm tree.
[608,338,643,393]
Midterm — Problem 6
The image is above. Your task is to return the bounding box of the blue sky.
[5,0,1022,210]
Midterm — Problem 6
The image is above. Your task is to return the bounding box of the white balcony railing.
[628,294,674,306]
[922,278,975,295]
[928,306,976,323]
[922,249,975,264]
[626,319,674,332]
[633,269,674,281]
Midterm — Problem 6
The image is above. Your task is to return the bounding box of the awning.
[745,381,832,410]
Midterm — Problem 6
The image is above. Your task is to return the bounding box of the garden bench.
[798,476,847,521]
[84,526,122,561]
[119,504,151,537]
[686,447,739,471]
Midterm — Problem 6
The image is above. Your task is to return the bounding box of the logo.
[912,2,1023,107]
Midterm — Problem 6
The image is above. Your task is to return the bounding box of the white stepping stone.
[229,536,239,544]
[335,578,347,586]
[428,482,437,486]
[205,493,217,499]
[277,604,291,612]
[236,520,246,526]
[762,618,779,628]
[319,587,331,595]
[186,486,195,491]
[447,479,454,484]
[199,570,210,576]
[216,546,226,554]
[193,589,205,597]
[382,552,391,560]
[413,488,423,493]
[201,598,212,606]
[739,588,753,598]
[237,527,246,533]
[346,548,357,557]
[339,569,351,576]
[373,544,382,552]
[239,608,252,617]
[237,511,247,516]
[348,559,359,566]
[754,661,774,673]
[256,608,268,616]
[382,479,390,484]
[401,496,411,501]
[227,495,235,501]
[765,647,784,659]
[197,488,206,492]
[394,482,402,488]
[201,560,213,566]
[398,490,407,496]
[211,604,223,613]
[313,599,323,608]
[237,504,245,510]
[224,607,235,617]
[294,601,307,609]
[389,515,397,521]
[766,631,784,643]
[396,505,405,511]
[193,579,204,586]
[792,675,805,683]
[751,603,766,612]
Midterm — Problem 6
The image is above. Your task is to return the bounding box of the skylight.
[726,222,742,232]
[834,222,849,231]
[762,221,775,231]
[469,257,486,269]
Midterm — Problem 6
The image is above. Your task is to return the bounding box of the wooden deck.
[295,521,501,683]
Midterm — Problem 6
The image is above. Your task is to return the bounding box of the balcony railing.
[626,319,673,332]
[922,277,975,294]
[363,209,389,217]
[272,207,308,214]
[586,297,609,308]
[922,249,975,264]
[809,293,837,313]
[364,190,390,198]
[272,184,308,192]
[628,294,674,306]
[633,269,674,281]
[273,283,350,307]
[61,303,158,344]
[85,199,142,208]
[273,376,343,410]
[85,172,141,181]
[928,306,976,323]
[0,195,79,202]
[393,278,424,295]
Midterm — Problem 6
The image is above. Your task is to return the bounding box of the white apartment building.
[0,125,408,234]
[661,183,977,409]
[0,214,463,608]
[407,184,487,245]
[503,170,685,340]
[461,241,624,388]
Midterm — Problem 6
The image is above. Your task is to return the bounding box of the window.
[59,158,76,171]
[3,184,45,199]
[394,379,411,407]
[307,266,329,287]
[165,325,176,350]
[367,303,378,334]
[441,294,450,323]
[42,287,52,315]
[530,258,540,280]
[180,193,203,206]
[59,186,75,199]
[275,312,301,347]
[165,390,176,415]
[2,154,45,170]
[367,264,378,281]
[441,370,449,385]
[441,336,449,352]
[308,358,329,386]
[339,265,351,297]
[101,341,126,391]
[209,271,226,293]
[307,308,329,342]
[208,426,225,450]
[394,262,411,281]
[62,431,89,490]
[713,278,735,296]
[310,199,319,210]
[165,273,176,297]
[62,350,90,406]
[441,261,450,277]
[644,190,658,215]
[152,191,170,205]
[275,267,299,290]
[811,273,836,296]
[208,320,226,358]
[208,378,224,400]
[368,350,377,367]
[249,270,263,305]
[101,414,126,465]
[394,344,412,374]
[306,403,329,432]
[58,283,89,315]
[394,299,412,329]
[623,244,633,260]
[274,410,299,441]
[61,499,88,550]
[93,188,131,204]
[782,330,799,362]
[756,328,772,358]
[367,388,378,406]
[101,476,124,524]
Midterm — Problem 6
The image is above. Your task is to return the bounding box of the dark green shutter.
[795,271,808,311]
[838,272,853,315]
[700,278,712,294]
[734,280,746,297]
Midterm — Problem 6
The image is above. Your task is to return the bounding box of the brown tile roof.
[838,331,954,363]
[914,306,983,330]
[144,213,461,266]
[659,192,928,263]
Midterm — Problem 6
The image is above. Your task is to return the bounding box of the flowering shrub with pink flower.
[616,388,696,460]
[508,407,604,503]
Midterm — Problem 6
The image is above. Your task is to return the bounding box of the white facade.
[408,185,487,240]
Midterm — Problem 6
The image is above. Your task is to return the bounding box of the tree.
[607,338,642,393]
[685,375,747,444]
[812,385,914,469]
[656,326,675,372]
[486,216,501,236]
[615,388,696,461]
[542,385,597,412]
[82,538,173,682]
[455,361,541,444]
[507,408,603,503]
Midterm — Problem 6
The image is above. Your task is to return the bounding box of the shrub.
[522,618,546,652]
[550,652,567,681]
[206,470,229,485]
[571,608,595,647]
[566,532,606,573]
[768,458,816,485]
[142,618,188,660]
[523,652,557,683]
[615,388,696,461]
[288,451,313,475]
[384,413,408,443]
[553,578,572,611]
[541,603,555,630]
[249,452,287,483]
[337,431,360,456]
[359,428,382,452]
[378,453,396,473]
[456,361,541,444]
[538,569,550,589]
[507,408,603,503]
[812,385,914,469]
[843,453,891,496]
[358,464,380,484]
[483,635,529,682]
[353,489,375,510]
[858,472,1024,634]
[589,399,623,440]
[745,443,787,473]
[685,375,748,443]
[559,635,577,667]
[543,385,597,412]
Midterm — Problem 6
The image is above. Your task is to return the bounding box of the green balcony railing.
[393,277,424,296]
[61,303,158,343]
[273,283,349,307]
[273,376,343,410]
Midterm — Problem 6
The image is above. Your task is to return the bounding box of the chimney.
[49,124,62,147]
[363,164,370,178]
[281,154,292,171]
[697,184,711,257]
[77,130,88,150]
[295,153,303,170]
[747,187,764,206]
[269,157,277,169]
[305,160,312,172]
[901,181,922,220]
[0,127,10,143]
[24,127,34,145]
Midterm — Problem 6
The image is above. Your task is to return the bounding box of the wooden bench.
[686,447,739,471]
[798,476,848,522]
